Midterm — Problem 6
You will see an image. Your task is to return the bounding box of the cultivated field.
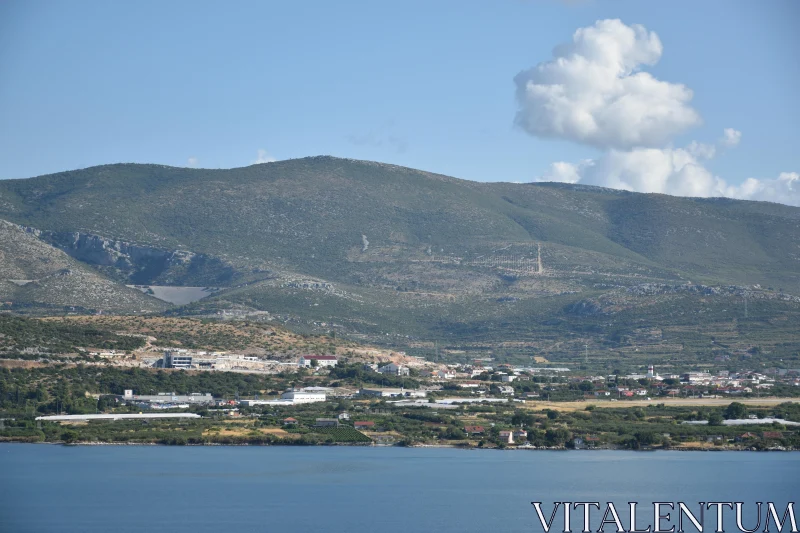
[523,397,800,412]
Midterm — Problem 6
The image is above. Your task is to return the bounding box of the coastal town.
[5,349,798,451]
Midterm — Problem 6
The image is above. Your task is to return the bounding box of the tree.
[724,402,747,420]
[511,412,535,427]
[444,426,466,440]
[545,428,571,446]
[35,386,49,403]
[634,431,656,446]
[708,412,724,426]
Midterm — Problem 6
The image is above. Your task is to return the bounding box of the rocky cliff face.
[0,220,167,313]
[20,226,235,286]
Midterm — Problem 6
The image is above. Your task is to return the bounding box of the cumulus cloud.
[720,127,742,147]
[541,160,593,183]
[521,21,797,206]
[538,143,800,206]
[253,149,277,164]
[685,141,716,160]
[187,157,199,168]
[722,172,799,204]
[514,19,701,150]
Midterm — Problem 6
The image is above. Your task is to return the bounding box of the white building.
[360,388,427,398]
[299,355,338,368]
[499,430,515,444]
[683,372,713,384]
[378,363,410,376]
[281,390,327,403]
[240,388,327,406]
[123,390,215,404]
[436,370,456,380]
[163,351,193,369]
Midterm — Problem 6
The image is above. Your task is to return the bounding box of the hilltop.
[0,156,798,367]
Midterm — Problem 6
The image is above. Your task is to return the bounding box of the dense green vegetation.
[329,363,420,389]
[0,366,280,416]
[310,426,373,443]
[0,314,146,357]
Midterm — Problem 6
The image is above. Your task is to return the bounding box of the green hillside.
[0,156,798,364]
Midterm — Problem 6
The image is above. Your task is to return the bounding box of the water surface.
[1,445,797,533]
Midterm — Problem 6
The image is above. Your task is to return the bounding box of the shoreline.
[1,440,795,451]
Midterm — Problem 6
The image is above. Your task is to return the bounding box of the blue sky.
[0,1,798,202]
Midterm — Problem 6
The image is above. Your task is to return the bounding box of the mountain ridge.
[1,156,798,366]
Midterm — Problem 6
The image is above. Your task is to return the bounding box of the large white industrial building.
[238,388,327,407]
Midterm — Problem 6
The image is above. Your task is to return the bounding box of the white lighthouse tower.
[647,365,655,379]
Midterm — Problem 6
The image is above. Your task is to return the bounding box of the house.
[513,430,528,439]
[299,355,338,368]
[735,432,757,442]
[498,430,515,444]
[314,418,339,427]
[500,374,517,383]
[464,425,485,435]
[354,421,375,430]
[282,417,298,426]
[524,392,540,398]
[435,370,456,380]
[762,431,784,440]
[377,362,410,376]
[595,390,611,397]
[337,412,350,420]
[499,386,515,395]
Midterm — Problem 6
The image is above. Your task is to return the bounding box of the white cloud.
[720,128,742,147]
[539,146,800,206]
[187,157,199,168]
[540,160,593,183]
[253,149,277,164]
[514,19,701,150]
[521,21,797,207]
[685,141,716,160]
[722,172,799,204]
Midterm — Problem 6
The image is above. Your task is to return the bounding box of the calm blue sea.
[1,445,797,533]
